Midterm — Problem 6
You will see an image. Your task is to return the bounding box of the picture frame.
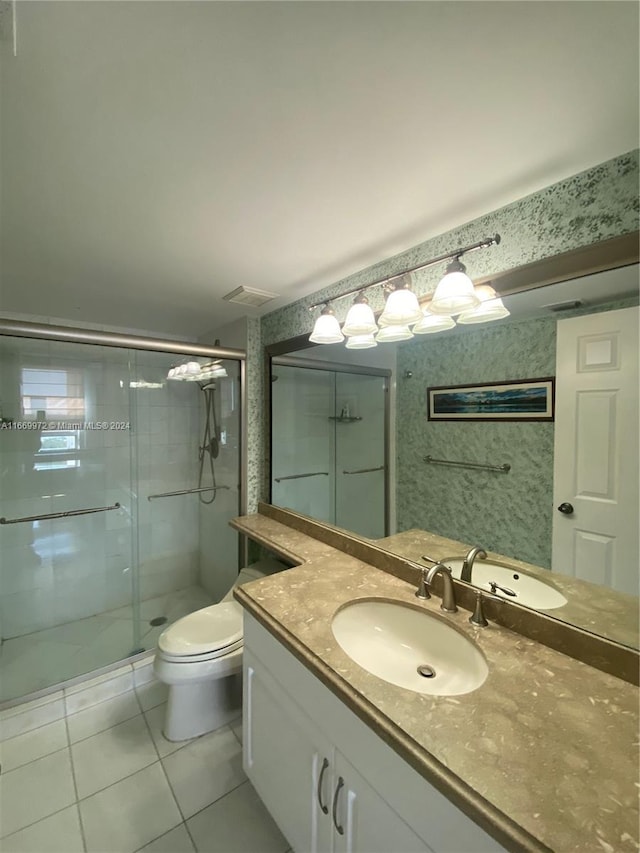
[426,378,555,422]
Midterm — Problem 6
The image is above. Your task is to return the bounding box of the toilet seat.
[157,638,243,664]
[158,600,243,658]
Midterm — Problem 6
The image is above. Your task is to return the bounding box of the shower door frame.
[268,353,391,536]
[0,317,248,601]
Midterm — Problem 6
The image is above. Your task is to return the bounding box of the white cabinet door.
[244,650,334,853]
[332,751,433,853]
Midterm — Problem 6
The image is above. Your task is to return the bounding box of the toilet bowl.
[153,558,285,742]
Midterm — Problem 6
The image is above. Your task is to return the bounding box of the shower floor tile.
[0,585,214,703]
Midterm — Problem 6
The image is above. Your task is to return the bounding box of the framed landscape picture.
[427,378,555,422]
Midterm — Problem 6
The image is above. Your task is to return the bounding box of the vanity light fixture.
[306,234,501,346]
[374,324,414,343]
[342,293,378,336]
[345,333,377,349]
[457,284,511,324]
[378,275,423,327]
[167,360,228,382]
[413,304,457,335]
[309,303,345,344]
[429,258,479,315]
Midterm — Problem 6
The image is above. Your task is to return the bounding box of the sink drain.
[150,616,168,627]
[417,664,436,678]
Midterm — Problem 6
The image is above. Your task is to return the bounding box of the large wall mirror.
[267,247,639,651]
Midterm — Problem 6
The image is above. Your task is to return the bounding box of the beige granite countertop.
[376,529,640,650]
[232,512,639,853]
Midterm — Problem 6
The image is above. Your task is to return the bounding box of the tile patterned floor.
[0,586,214,702]
[0,676,291,853]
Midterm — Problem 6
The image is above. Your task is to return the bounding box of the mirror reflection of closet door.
[271,365,335,525]
[334,373,387,539]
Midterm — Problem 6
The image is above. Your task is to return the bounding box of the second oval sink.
[331,599,488,696]
[442,558,568,610]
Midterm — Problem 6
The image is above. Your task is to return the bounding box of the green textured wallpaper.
[396,315,556,566]
[395,297,638,568]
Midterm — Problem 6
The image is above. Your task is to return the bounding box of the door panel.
[552,306,639,595]
[244,653,333,853]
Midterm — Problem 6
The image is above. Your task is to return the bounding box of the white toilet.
[153,558,285,742]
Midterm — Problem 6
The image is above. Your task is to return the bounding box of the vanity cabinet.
[243,614,507,853]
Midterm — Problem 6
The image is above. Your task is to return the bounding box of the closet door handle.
[317,757,329,815]
[332,776,345,835]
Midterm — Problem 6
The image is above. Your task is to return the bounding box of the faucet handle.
[415,567,431,600]
[469,591,489,627]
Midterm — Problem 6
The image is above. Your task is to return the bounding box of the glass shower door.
[270,362,387,538]
[334,372,387,539]
[271,365,335,524]
[0,337,138,701]
[130,350,242,651]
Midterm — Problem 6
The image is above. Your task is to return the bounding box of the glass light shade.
[429,260,479,315]
[345,333,377,349]
[343,300,378,336]
[413,311,456,334]
[378,287,422,326]
[309,308,344,344]
[457,297,510,324]
[375,324,414,343]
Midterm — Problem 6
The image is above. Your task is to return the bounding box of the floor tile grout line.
[64,706,89,853]
[182,777,249,826]
[0,798,84,843]
[139,708,190,826]
[0,743,70,777]
[70,756,163,805]
[0,709,67,742]
[67,701,143,747]
[131,821,193,853]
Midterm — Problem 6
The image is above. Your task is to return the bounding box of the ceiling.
[0,1,638,339]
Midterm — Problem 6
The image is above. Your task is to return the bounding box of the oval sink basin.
[442,558,567,610]
[331,600,488,696]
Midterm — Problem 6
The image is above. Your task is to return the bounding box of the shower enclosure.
[0,321,245,703]
[270,358,389,539]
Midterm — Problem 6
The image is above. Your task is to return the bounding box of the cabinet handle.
[332,776,345,835]
[317,757,329,815]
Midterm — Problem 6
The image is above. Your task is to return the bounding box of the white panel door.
[552,305,639,594]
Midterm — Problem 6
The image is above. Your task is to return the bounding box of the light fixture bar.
[307,234,500,311]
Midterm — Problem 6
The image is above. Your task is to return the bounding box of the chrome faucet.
[460,546,487,583]
[415,562,457,613]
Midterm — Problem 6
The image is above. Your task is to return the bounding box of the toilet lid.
[159,601,243,656]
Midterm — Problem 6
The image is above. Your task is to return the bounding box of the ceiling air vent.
[223,286,279,308]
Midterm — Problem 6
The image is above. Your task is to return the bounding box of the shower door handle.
[0,503,121,525]
[342,466,384,475]
[147,486,230,500]
[274,472,329,483]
